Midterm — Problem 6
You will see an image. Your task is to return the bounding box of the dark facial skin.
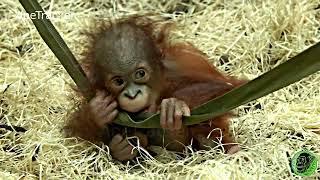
[94,23,163,113]
[105,62,157,112]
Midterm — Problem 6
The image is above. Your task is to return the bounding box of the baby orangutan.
[65,16,244,161]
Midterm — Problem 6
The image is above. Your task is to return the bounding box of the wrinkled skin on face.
[93,23,163,113]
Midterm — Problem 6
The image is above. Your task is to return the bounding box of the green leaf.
[20,0,320,128]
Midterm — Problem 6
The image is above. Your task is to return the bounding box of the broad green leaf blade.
[188,42,320,125]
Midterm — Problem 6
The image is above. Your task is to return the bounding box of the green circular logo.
[290,149,318,176]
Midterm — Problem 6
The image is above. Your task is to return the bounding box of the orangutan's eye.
[135,69,146,79]
[113,78,125,86]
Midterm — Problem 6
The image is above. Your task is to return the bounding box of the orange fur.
[65,16,245,153]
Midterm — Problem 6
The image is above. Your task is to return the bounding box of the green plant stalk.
[20,0,320,128]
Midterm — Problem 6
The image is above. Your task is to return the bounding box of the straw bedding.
[0,0,320,179]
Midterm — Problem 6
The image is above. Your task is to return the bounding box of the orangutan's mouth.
[127,105,153,120]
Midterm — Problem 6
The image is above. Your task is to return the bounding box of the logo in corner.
[290,149,318,176]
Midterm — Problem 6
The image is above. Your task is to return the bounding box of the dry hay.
[1,0,320,179]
